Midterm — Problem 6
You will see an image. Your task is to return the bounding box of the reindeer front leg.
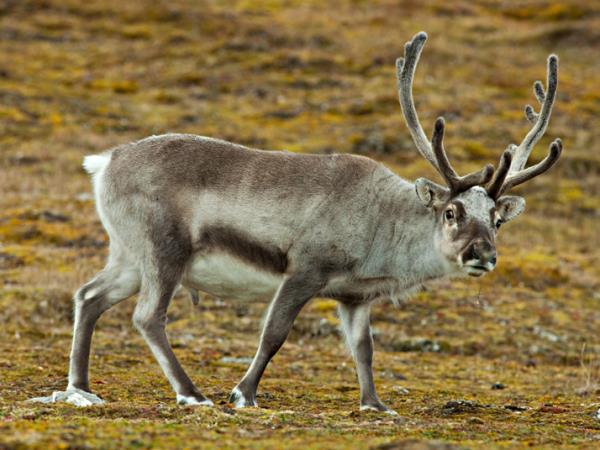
[339,302,397,414]
[230,273,324,408]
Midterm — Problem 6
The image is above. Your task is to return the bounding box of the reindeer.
[48,32,561,413]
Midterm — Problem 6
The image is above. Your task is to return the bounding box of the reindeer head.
[396,32,562,277]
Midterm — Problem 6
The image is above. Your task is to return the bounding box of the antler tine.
[509,55,559,175]
[499,139,563,196]
[396,31,440,171]
[431,117,494,193]
[487,149,513,199]
[534,80,546,104]
[524,81,546,124]
[431,117,459,186]
[524,105,538,124]
[459,164,494,190]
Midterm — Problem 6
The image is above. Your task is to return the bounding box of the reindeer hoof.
[28,388,105,407]
[360,403,398,415]
[176,394,214,407]
[229,387,257,408]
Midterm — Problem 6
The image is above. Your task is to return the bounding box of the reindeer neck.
[361,170,454,290]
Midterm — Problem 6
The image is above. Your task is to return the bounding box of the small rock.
[491,382,506,390]
[467,416,485,424]
[505,405,527,412]
[390,338,448,353]
[9,154,40,166]
[539,405,567,414]
[533,325,561,342]
[441,400,483,415]
[40,210,70,223]
[219,356,253,364]
[394,386,410,395]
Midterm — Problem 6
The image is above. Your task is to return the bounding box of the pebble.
[219,356,254,364]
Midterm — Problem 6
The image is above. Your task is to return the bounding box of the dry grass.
[1,0,599,448]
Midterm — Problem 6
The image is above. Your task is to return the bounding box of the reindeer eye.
[444,209,455,221]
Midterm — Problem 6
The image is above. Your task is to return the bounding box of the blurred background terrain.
[0,0,599,448]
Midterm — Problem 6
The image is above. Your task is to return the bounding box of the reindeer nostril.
[468,241,496,267]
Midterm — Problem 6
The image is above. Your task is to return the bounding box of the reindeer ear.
[496,195,525,223]
[415,178,449,208]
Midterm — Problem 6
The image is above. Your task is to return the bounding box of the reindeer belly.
[182,252,283,301]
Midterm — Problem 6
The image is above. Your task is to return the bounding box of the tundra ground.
[1,0,599,448]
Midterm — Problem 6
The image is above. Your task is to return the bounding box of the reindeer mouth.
[462,262,494,277]
[466,267,487,277]
[464,263,495,277]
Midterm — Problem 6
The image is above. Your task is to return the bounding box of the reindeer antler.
[510,55,559,174]
[396,32,435,168]
[487,56,562,199]
[396,32,492,194]
[488,139,562,198]
[431,118,493,194]
[486,148,513,199]
[396,32,562,200]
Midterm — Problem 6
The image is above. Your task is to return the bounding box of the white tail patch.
[82,154,110,176]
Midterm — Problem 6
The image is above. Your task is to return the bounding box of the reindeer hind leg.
[68,259,141,393]
[132,249,212,406]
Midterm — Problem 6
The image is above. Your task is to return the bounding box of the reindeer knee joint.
[133,310,164,332]
[74,288,95,307]
[132,312,150,331]
[75,279,106,303]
